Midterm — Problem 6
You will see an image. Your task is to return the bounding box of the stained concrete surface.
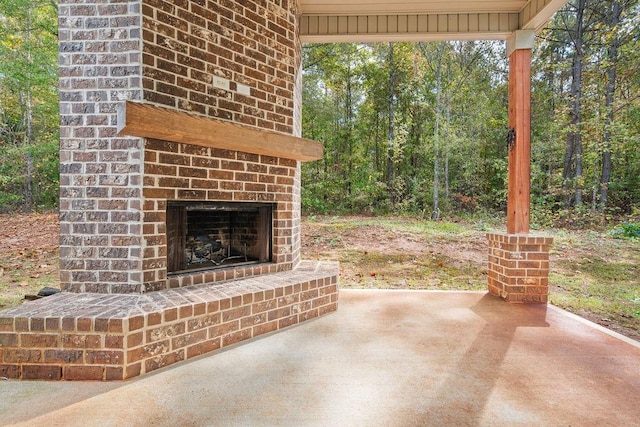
[1,289,639,427]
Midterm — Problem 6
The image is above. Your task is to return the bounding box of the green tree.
[0,0,59,212]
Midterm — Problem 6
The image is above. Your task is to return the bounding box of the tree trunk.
[444,64,451,202]
[432,43,445,220]
[387,43,396,204]
[599,0,621,211]
[23,4,34,211]
[562,0,586,208]
[345,59,353,198]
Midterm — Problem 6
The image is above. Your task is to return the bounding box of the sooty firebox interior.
[166,201,273,274]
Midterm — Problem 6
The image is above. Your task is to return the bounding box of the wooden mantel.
[117,101,323,162]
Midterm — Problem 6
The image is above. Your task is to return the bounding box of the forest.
[301,0,640,228]
[1,0,640,230]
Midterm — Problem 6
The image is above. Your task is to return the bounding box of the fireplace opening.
[166,201,273,274]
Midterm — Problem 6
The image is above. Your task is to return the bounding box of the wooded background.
[301,0,640,226]
[1,1,639,228]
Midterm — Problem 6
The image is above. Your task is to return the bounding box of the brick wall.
[487,233,553,303]
[58,0,144,293]
[58,0,304,294]
[141,0,297,133]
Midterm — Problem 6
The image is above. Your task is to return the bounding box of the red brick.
[45,318,61,331]
[219,298,232,311]
[277,294,299,307]
[94,318,109,332]
[193,303,206,316]
[0,333,18,347]
[108,319,124,333]
[209,321,239,338]
[186,338,221,359]
[105,366,125,381]
[0,317,14,332]
[147,322,186,342]
[0,364,20,379]
[76,318,92,332]
[222,306,251,322]
[518,260,541,269]
[301,290,319,301]
[128,340,170,362]
[22,365,62,380]
[127,331,143,348]
[147,312,162,326]
[253,320,278,336]
[64,365,104,381]
[4,349,42,363]
[222,329,252,347]
[319,303,338,316]
[187,313,220,332]
[299,309,319,322]
[164,308,178,322]
[172,330,207,349]
[44,349,83,364]
[20,333,59,348]
[179,305,193,319]
[85,350,124,365]
[241,313,267,328]
[125,362,141,379]
[62,333,101,349]
[144,349,185,373]
[278,315,298,329]
[525,286,548,295]
[267,307,291,321]
[105,334,124,349]
[252,299,276,314]
[128,316,145,331]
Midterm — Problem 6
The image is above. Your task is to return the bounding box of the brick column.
[487,31,553,303]
[58,0,144,294]
[487,233,553,303]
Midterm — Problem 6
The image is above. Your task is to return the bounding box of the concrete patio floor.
[1,289,639,426]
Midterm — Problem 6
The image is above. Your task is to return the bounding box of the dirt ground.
[0,212,59,308]
[1,211,638,342]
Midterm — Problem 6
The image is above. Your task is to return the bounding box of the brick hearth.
[0,261,338,381]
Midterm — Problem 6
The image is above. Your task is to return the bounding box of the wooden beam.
[507,48,531,234]
[116,101,323,162]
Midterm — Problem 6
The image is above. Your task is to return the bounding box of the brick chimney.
[58,0,304,294]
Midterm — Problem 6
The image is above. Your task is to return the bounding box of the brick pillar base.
[487,233,553,303]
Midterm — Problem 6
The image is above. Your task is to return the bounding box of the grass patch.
[551,256,640,334]
[336,250,486,291]
[306,215,475,237]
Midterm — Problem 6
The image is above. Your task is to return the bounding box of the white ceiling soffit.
[299,0,570,42]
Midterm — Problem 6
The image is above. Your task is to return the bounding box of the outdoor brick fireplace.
[0,0,339,381]
[166,201,273,274]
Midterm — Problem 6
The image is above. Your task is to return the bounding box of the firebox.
[166,201,273,274]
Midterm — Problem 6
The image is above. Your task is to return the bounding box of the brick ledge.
[0,261,339,380]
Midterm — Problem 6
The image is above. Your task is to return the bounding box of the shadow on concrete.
[408,293,549,425]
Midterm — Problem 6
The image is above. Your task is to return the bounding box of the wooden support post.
[488,31,552,304]
[506,32,533,234]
